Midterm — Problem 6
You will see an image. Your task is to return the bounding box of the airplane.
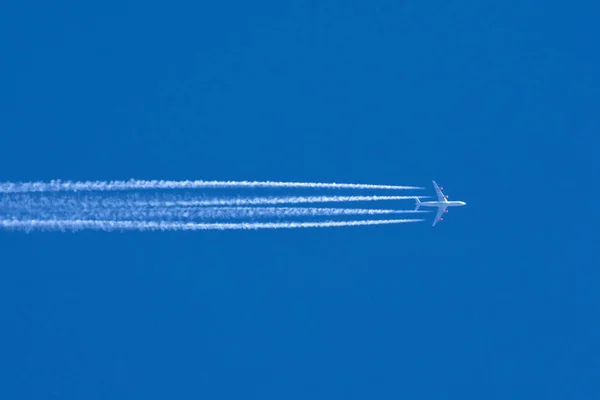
[414,181,466,227]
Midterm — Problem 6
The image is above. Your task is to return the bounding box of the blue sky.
[0,1,598,398]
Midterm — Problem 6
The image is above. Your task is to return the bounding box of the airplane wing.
[432,205,448,227]
[432,180,446,202]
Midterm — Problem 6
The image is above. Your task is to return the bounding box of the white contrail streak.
[0,195,427,210]
[0,207,428,221]
[171,207,428,218]
[0,219,424,232]
[0,179,423,193]
[132,195,426,207]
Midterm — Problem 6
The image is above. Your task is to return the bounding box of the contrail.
[164,207,429,218]
[0,194,427,209]
[0,179,423,193]
[0,218,424,232]
[144,195,426,207]
[0,206,428,221]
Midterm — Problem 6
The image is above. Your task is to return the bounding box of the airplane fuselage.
[418,200,466,208]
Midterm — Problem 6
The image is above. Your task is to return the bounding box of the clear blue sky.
[1,1,598,398]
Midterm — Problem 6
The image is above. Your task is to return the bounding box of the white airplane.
[415,181,466,227]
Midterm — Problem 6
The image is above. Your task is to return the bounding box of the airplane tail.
[414,197,421,210]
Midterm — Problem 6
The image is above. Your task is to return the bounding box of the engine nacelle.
[444,209,449,213]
